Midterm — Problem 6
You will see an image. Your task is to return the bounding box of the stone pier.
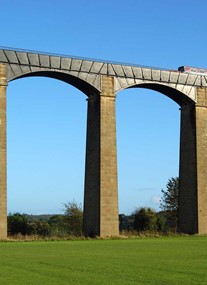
[83,76,119,237]
[179,87,207,234]
[0,64,7,240]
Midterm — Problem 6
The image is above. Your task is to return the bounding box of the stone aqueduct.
[0,47,207,239]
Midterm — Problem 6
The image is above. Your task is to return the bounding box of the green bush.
[63,201,83,236]
[133,208,158,232]
[8,213,32,235]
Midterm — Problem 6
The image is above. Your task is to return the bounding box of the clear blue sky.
[1,0,207,215]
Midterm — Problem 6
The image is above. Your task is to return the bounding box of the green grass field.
[0,236,207,285]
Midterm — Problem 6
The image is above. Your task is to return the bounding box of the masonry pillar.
[179,87,207,234]
[83,76,119,237]
[195,88,207,234]
[179,103,197,234]
[0,64,7,240]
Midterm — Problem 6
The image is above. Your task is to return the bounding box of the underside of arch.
[9,70,100,97]
[128,83,195,107]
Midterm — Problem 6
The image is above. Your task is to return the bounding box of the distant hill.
[25,214,62,222]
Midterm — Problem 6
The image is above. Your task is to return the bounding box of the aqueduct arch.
[128,83,195,106]
[13,70,100,97]
[117,83,199,234]
[1,47,207,238]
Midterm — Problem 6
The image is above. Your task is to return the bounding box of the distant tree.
[7,213,32,235]
[63,201,83,236]
[30,220,52,237]
[133,207,158,231]
[48,215,67,236]
[160,177,179,230]
[156,212,167,232]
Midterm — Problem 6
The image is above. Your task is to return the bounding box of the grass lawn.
[0,236,207,285]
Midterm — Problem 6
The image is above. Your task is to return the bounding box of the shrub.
[8,213,32,235]
[133,207,158,232]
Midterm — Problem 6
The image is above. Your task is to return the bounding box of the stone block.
[71,59,82,71]
[39,54,50,67]
[161,70,170,82]
[108,64,116,76]
[60,57,71,70]
[170,71,179,83]
[28,53,39,66]
[142,68,152,80]
[122,65,133,77]
[81,61,93,73]
[16,52,29,65]
[90,62,103,73]
[4,50,18,63]
[178,73,188,84]
[152,69,161,81]
[0,50,8,63]
[132,66,142,78]
[112,64,125,77]
[50,56,60,69]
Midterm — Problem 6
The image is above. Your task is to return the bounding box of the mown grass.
[0,236,207,285]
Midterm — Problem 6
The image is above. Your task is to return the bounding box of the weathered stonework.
[195,88,207,234]
[83,76,119,237]
[179,104,197,233]
[0,64,7,240]
[100,76,119,237]
[179,87,207,234]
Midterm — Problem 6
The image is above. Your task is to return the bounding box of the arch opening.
[116,87,181,216]
[7,76,87,215]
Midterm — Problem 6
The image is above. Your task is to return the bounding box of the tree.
[30,220,52,237]
[48,215,68,236]
[156,212,167,232]
[7,213,32,235]
[133,207,158,231]
[160,177,179,230]
[63,201,83,236]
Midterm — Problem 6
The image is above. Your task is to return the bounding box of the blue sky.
[1,0,207,215]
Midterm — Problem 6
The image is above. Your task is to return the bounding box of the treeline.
[8,177,179,237]
[120,177,179,233]
[8,201,83,237]
[120,208,174,233]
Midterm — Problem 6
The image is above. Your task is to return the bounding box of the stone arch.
[130,83,194,107]
[7,69,100,97]
[115,80,196,107]
[115,80,207,235]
